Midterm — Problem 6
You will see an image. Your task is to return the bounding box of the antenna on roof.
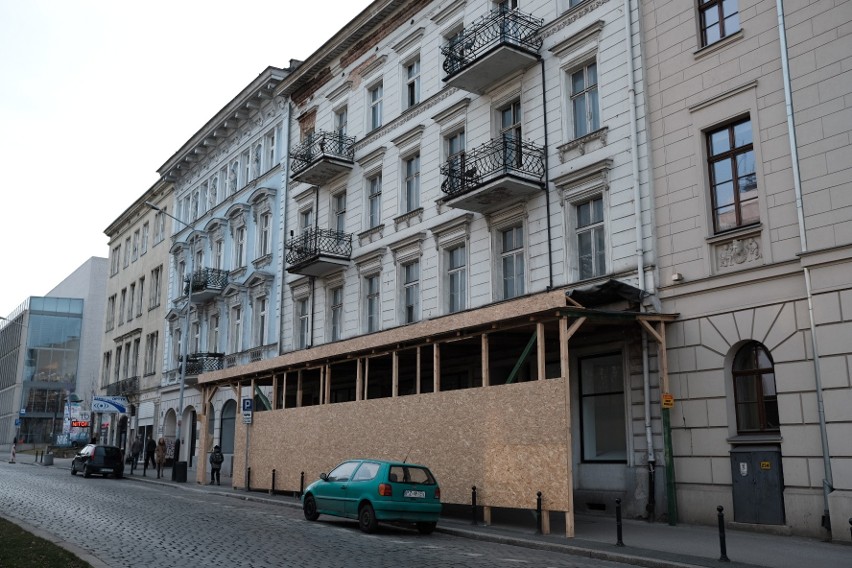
[402,447,412,463]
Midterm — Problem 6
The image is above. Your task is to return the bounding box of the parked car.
[302,459,441,534]
[70,444,124,479]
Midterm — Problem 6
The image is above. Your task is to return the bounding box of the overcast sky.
[0,0,367,318]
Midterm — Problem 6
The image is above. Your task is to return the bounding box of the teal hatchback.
[302,459,442,534]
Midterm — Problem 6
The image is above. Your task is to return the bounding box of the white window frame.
[329,285,344,342]
[367,174,382,229]
[402,153,420,213]
[401,260,420,324]
[230,305,243,353]
[254,297,268,347]
[364,274,381,333]
[575,195,606,280]
[368,82,383,131]
[297,297,311,349]
[498,224,525,300]
[447,244,467,314]
[404,57,421,109]
[332,192,347,233]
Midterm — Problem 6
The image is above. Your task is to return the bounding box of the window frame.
[732,341,779,434]
[367,174,383,229]
[569,60,600,139]
[499,225,525,300]
[447,244,467,314]
[698,0,740,48]
[706,117,758,234]
[575,195,606,280]
[405,57,421,109]
[402,153,420,213]
[368,82,384,131]
[401,260,420,324]
[578,351,628,463]
[364,274,381,333]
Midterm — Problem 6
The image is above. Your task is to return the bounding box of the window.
[150,266,162,309]
[444,130,466,194]
[405,58,420,108]
[334,107,348,137]
[200,183,208,217]
[127,284,136,322]
[252,144,262,179]
[369,83,383,130]
[132,230,140,261]
[136,277,145,316]
[330,286,343,341]
[367,175,382,228]
[177,260,186,297]
[576,196,605,279]
[114,346,122,382]
[266,129,278,170]
[707,118,757,233]
[332,193,346,233]
[144,332,158,375]
[106,295,116,331]
[119,289,127,326]
[154,210,166,244]
[500,226,525,299]
[231,306,242,353]
[733,342,779,433]
[111,245,121,275]
[235,226,247,268]
[403,154,420,213]
[297,298,310,349]
[208,314,220,353]
[699,0,740,47]
[172,330,181,368]
[447,245,466,313]
[365,275,380,333]
[141,223,149,255]
[255,297,268,347]
[496,0,518,12]
[242,150,251,186]
[500,100,522,168]
[402,261,420,324]
[258,213,272,258]
[191,322,200,354]
[570,62,599,138]
[123,237,131,268]
[131,338,140,377]
[102,352,111,389]
[300,209,313,233]
[580,353,626,461]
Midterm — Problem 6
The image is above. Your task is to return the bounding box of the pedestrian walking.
[143,435,156,476]
[209,445,224,485]
[155,437,166,479]
[130,436,142,474]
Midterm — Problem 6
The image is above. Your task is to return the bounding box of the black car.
[71,444,125,478]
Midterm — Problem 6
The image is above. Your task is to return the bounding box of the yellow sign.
[661,393,675,409]
[760,461,771,470]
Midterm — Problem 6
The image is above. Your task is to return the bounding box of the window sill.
[252,254,273,269]
[706,224,762,245]
[694,29,744,61]
[393,207,423,230]
[358,224,385,246]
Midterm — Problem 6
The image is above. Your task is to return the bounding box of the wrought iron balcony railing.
[290,131,356,178]
[106,375,139,397]
[441,8,543,77]
[440,137,545,198]
[183,268,229,296]
[185,352,225,376]
[285,227,353,265]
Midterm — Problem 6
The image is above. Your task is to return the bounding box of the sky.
[0,0,368,318]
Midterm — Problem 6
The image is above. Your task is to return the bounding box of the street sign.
[242,398,253,424]
[661,393,675,409]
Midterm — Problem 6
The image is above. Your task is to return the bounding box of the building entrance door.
[730,445,785,525]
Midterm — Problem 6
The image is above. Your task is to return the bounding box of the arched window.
[732,342,779,433]
[220,399,237,453]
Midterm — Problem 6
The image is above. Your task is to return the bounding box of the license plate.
[404,490,426,498]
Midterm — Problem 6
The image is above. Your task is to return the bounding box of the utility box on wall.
[730,445,785,525]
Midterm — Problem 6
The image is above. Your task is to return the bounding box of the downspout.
[279,101,292,356]
[775,0,833,533]
[540,58,554,290]
[624,0,660,521]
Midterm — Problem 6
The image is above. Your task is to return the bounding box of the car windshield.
[388,465,436,485]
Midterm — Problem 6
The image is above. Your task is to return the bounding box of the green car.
[302,459,442,534]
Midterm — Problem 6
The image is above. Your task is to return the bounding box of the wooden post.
[560,315,586,538]
[325,365,331,404]
[537,322,546,380]
[281,372,287,409]
[481,334,490,387]
[356,358,363,402]
[392,351,399,397]
[415,347,421,394]
[297,371,303,408]
[272,374,279,410]
[364,357,370,400]
[433,343,441,393]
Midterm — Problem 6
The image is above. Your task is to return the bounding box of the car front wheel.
[358,503,378,534]
[303,495,319,521]
[70,462,77,476]
[417,521,437,535]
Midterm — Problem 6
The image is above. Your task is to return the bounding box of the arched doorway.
[163,409,177,464]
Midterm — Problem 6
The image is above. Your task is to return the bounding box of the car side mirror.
[319,473,328,481]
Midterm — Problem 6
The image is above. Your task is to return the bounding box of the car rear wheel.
[416,522,437,535]
[84,466,92,478]
[303,495,319,521]
[358,503,378,534]
[70,462,77,476]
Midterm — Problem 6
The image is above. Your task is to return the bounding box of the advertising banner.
[92,396,130,414]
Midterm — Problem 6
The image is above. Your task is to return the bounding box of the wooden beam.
[560,315,581,538]
[537,322,546,380]
[272,374,279,410]
[297,370,303,408]
[392,351,399,397]
[356,358,363,401]
[639,320,669,393]
[481,333,489,387]
[433,343,441,393]
[416,347,421,394]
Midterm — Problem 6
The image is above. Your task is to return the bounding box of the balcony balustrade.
[290,131,356,185]
[185,352,224,377]
[106,375,139,398]
[184,268,228,303]
[441,8,543,93]
[439,137,545,214]
[286,227,353,277]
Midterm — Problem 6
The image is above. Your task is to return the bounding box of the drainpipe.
[539,58,554,290]
[624,0,662,522]
[775,0,833,534]
[279,101,292,356]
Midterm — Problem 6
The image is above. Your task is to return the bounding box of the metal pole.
[663,407,677,525]
[616,498,624,546]
[471,486,478,525]
[536,491,543,534]
[717,506,730,562]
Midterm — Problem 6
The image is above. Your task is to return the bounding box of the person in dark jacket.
[130,436,143,474]
[209,445,224,485]
[143,435,156,476]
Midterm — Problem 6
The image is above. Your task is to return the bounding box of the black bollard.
[300,471,305,498]
[270,469,276,495]
[536,491,543,534]
[247,467,251,491]
[616,498,625,546]
[471,486,478,525]
[848,517,851,542]
[717,506,730,562]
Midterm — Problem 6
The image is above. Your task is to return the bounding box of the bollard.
[615,498,625,546]
[300,471,305,498]
[717,506,730,562]
[471,486,478,525]
[270,469,276,495]
[848,517,851,542]
[535,491,543,534]
[247,467,251,492]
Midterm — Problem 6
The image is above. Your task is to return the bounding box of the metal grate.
[290,131,356,177]
[439,137,545,198]
[285,227,353,265]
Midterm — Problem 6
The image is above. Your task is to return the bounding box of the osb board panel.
[233,378,571,511]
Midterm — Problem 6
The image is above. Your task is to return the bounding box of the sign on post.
[242,398,253,424]
[661,392,675,409]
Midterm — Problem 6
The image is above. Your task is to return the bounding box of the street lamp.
[145,201,199,468]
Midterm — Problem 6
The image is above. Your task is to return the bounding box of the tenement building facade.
[642,0,851,538]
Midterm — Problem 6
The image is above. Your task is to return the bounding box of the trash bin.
[43,453,54,466]
[173,461,187,483]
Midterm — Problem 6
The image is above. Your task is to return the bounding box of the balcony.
[184,268,228,303]
[106,376,138,398]
[442,8,543,94]
[439,137,545,214]
[290,131,356,185]
[185,352,224,378]
[286,227,353,277]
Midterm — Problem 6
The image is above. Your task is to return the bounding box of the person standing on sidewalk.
[143,435,156,476]
[155,437,166,479]
[130,436,142,474]
[209,445,224,485]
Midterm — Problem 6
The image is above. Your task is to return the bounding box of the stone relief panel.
[715,236,762,272]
